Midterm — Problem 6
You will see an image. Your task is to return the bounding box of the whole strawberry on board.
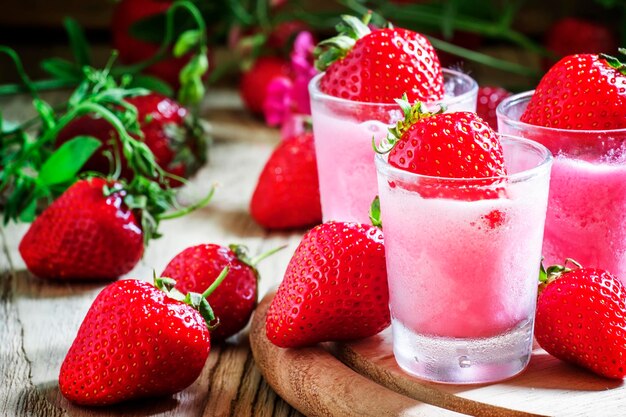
[59,269,227,405]
[314,14,444,103]
[521,50,626,130]
[239,56,291,114]
[250,132,322,230]
[57,93,208,187]
[535,261,626,379]
[162,243,283,341]
[476,86,511,129]
[266,221,389,348]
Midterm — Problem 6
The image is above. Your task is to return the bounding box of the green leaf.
[38,136,101,186]
[32,98,56,131]
[19,199,37,223]
[40,58,83,82]
[64,17,92,67]
[369,196,382,229]
[173,29,201,57]
[128,74,174,97]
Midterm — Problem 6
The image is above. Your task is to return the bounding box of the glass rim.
[496,90,626,135]
[308,68,478,108]
[375,134,553,184]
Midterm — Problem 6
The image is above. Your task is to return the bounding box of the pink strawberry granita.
[375,135,552,384]
[498,91,626,285]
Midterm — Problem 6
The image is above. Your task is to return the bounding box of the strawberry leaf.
[64,17,92,67]
[369,196,382,229]
[40,58,83,83]
[38,136,101,186]
[173,29,202,58]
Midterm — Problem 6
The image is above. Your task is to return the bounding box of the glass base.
[391,319,533,384]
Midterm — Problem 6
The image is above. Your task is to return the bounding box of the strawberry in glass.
[375,98,552,383]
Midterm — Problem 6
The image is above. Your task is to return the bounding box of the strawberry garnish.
[162,244,283,341]
[375,96,507,202]
[314,15,443,103]
[521,50,626,130]
[535,261,626,379]
[59,270,227,405]
[250,132,322,230]
[265,222,389,348]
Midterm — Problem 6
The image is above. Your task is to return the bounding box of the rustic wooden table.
[0,91,306,417]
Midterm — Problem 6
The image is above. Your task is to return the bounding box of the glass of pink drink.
[497,92,626,283]
[309,69,478,223]
[375,135,552,384]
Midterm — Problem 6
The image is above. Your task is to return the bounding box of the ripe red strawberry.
[19,178,143,281]
[250,132,322,230]
[521,52,626,130]
[476,86,511,129]
[162,244,278,341]
[111,0,196,89]
[383,99,506,181]
[57,93,207,187]
[240,57,290,114]
[59,275,224,405]
[543,18,617,70]
[266,222,389,348]
[315,15,443,103]
[535,263,626,379]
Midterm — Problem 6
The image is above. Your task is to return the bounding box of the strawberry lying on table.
[250,132,322,230]
[59,270,227,405]
[57,93,208,187]
[162,243,283,342]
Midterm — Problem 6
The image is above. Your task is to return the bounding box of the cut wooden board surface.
[249,292,466,417]
[332,329,626,417]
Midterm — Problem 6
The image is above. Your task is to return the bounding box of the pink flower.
[263,31,318,138]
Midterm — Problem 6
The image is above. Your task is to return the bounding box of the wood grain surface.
[249,292,466,417]
[0,91,307,417]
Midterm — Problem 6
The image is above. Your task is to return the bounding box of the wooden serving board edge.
[249,292,466,417]
[330,342,546,417]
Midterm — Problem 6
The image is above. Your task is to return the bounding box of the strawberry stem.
[249,245,288,266]
[600,48,626,76]
[201,266,230,298]
[374,93,445,155]
[314,13,372,72]
[156,185,215,220]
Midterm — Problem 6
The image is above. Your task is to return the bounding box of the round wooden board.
[249,292,465,417]
[250,293,626,417]
[331,328,625,417]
